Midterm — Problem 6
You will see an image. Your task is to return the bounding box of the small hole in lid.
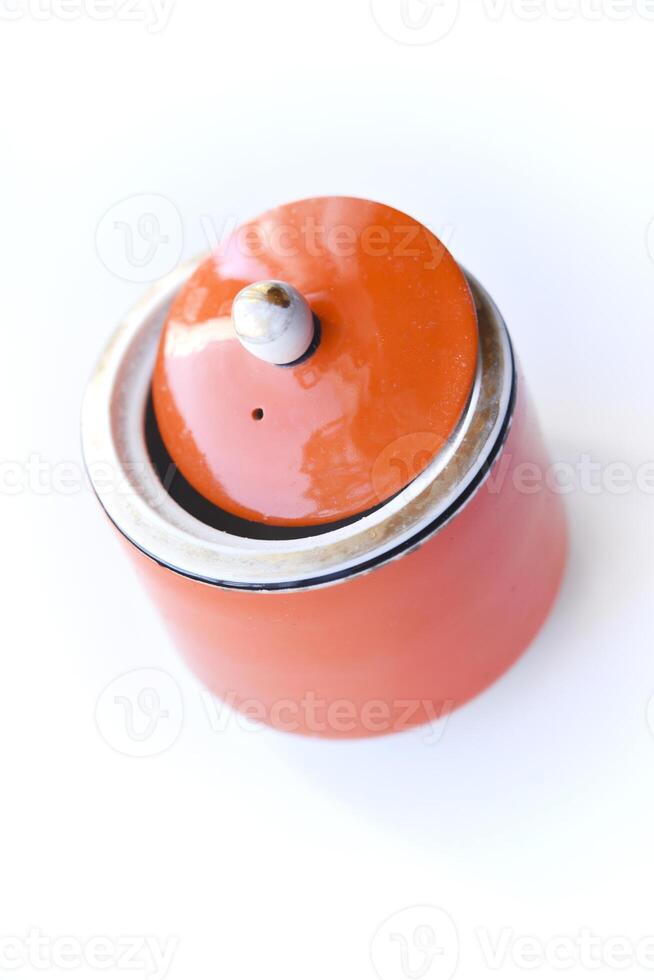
[251,408,264,421]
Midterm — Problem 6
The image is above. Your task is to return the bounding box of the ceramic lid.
[152,196,479,526]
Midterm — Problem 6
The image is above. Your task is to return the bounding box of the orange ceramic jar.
[82,197,567,738]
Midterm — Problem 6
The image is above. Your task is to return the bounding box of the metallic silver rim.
[81,258,514,591]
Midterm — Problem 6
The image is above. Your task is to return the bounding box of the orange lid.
[152,196,478,527]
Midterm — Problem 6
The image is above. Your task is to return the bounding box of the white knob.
[231,280,315,366]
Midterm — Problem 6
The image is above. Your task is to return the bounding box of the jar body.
[123,375,567,738]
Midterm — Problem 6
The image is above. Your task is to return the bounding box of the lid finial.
[231,280,315,366]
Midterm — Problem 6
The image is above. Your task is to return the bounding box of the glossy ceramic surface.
[130,382,567,737]
[152,197,479,525]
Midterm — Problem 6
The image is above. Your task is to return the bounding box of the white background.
[2,1,654,978]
